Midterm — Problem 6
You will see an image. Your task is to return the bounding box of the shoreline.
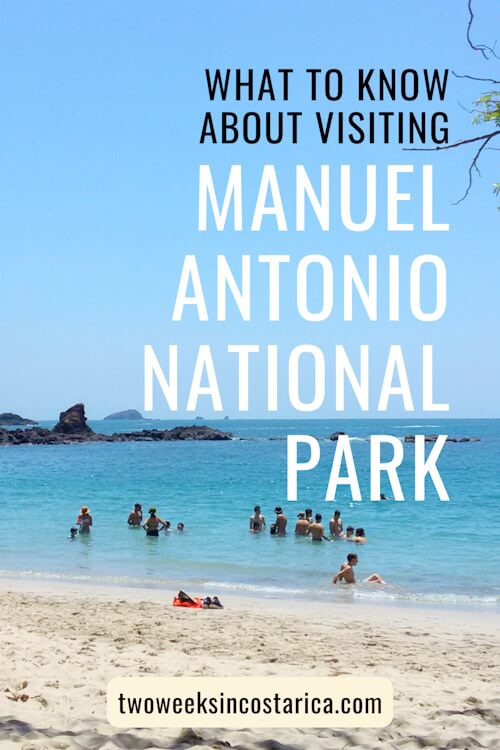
[1,573,498,630]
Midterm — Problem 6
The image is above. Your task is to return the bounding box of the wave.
[2,569,497,609]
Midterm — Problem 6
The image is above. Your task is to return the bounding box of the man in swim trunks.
[274,506,287,534]
[142,507,167,536]
[249,505,266,531]
[307,513,331,541]
[76,506,92,533]
[295,511,310,535]
[127,503,142,526]
[333,553,384,584]
[329,509,343,536]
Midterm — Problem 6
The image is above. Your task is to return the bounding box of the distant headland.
[103,409,143,421]
[0,412,38,426]
[0,403,232,446]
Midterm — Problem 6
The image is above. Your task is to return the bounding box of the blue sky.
[1,1,498,419]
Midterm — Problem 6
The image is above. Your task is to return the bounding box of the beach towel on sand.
[172,596,203,608]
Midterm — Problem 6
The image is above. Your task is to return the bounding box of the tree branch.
[453,131,495,203]
[452,71,500,84]
[403,130,499,205]
[466,0,499,59]
[402,129,500,152]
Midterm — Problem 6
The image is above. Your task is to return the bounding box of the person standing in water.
[329,509,343,537]
[249,505,266,532]
[274,507,287,535]
[295,511,310,535]
[307,513,331,542]
[142,507,167,536]
[127,503,143,526]
[76,506,92,533]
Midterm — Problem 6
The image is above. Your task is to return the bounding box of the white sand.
[0,577,499,749]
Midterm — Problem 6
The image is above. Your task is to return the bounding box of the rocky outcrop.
[107,425,232,442]
[330,431,346,441]
[0,404,232,446]
[53,403,93,435]
[404,434,480,443]
[0,412,37,426]
[103,409,143,421]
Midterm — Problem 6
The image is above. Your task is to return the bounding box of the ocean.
[1,418,498,609]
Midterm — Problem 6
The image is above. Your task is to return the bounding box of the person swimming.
[69,527,78,539]
[142,507,167,536]
[176,522,185,532]
[329,509,343,537]
[333,553,384,585]
[307,513,331,542]
[353,527,367,543]
[295,511,310,536]
[249,505,266,531]
[76,506,92,533]
[343,525,355,540]
[127,503,143,526]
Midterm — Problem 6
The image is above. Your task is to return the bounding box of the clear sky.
[1,0,498,419]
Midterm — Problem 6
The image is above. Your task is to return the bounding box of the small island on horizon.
[0,412,38,426]
[103,409,143,421]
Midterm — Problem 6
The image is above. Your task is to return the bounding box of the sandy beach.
[0,578,498,750]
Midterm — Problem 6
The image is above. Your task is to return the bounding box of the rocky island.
[404,434,480,443]
[0,404,232,446]
[103,409,143,420]
[0,412,38,426]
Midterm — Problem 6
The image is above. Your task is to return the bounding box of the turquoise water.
[0,419,499,608]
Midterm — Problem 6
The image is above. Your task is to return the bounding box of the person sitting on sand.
[295,511,310,536]
[274,506,287,534]
[127,503,142,526]
[333,553,384,585]
[342,525,355,540]
[353,527,367,543]
[76,506,92,533]
[329,509,343,537]
[142,507,167,537]
[307,513,331,542]
[249,505,266,531]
